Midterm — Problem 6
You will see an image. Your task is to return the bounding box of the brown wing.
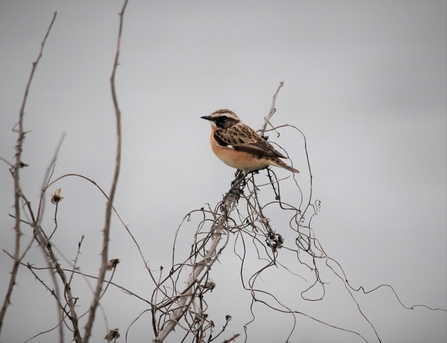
[214,124,286,158]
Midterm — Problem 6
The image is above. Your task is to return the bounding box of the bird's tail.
[275,159,299,173]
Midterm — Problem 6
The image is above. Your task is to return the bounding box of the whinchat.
[201,109,299,174]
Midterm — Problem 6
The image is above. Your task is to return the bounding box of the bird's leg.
[231,169,245,187]
[234,169,244,179]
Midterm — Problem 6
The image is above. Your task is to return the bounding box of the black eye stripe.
[213,115,239,129]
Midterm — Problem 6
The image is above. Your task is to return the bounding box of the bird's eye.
[220,116,228,121]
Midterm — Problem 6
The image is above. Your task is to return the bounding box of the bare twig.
[4,249,151,307]
[21,189,82,342]
[153,177,245,342]
[260,81,284,137]
[83,0,128,341]
[0,11,57,335]
[47,172,155,290]
[37,133,66,230]
[222,333,240,343]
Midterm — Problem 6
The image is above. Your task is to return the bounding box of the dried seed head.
[50,188,63,204]
[107,258,120,271]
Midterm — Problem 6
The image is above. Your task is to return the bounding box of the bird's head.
[201,109,240,129]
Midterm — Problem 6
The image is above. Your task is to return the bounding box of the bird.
[201,109,299,174]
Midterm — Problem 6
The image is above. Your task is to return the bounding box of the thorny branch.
[0,11,57,335]
[1,1,130,342]
[83,0,128,342]
[152,176,246,342]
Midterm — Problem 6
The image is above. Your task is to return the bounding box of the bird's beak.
[200,115,213,121]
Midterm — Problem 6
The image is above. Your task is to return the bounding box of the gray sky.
[0,1,446,342]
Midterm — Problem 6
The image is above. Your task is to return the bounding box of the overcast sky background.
[0,1,446,343]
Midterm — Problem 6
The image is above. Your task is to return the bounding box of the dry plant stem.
[24,318,66,343]
[0,11,57,335]
[32,134,67,343]
[154,232,222,342]
[4,249,151,307]
[260,81,284,136]
[222,334,240,343]
[37,134,65,228]
[20,189,82,342]
[154,176,245,342]
[47,172,154,283]
[83,0,128,341]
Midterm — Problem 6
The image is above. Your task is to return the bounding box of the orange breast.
[209,129,271,172]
